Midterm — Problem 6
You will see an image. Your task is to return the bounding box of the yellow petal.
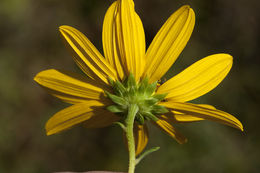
[134,123,149,156]
[160,102,243,131]
[83,110,120,128]
[143,5,195,83]
[172,113,204,122]
[46,100,108,135]
[34,69,108,104]
[168,104,216,123]
[153,116,187,144]
[102,1,125,80]
[59,25,117,84]
[157,54,233,102]
[116,0,146,81]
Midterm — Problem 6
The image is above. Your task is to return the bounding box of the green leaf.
[144,98,158,106]
[136,113,145,124]
[105,91,127,106]
[142,112,158,121]
[138,77,149,93]
[113,122,126,131]
[113,81,126,96]
[107,105,124,113]
[135,147,160,165]
[107,77,115,86]
[145,82,157,95]
[153,93,168,101]
[126,72,136,88]
[152,105,169,114]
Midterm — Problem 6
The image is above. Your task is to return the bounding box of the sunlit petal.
[34,69,109,104]
[102,1,125,80]
[160,101,243,131]
[144,5,195,83]
[115,0,146,81]
[167,104,216,123]
[59,25,117,84]
[46,100,109,135]
[157,54,233,102]
[134,123,149,156]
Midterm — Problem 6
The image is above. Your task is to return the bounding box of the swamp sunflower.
[34,0,243,156]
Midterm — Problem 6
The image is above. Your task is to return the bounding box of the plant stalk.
[125,104,138,173]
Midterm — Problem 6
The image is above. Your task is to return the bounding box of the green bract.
[106,74,169,124]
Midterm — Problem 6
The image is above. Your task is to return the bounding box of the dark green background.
[0,0,259,172]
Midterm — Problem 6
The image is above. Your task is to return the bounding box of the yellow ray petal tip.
[59,25,72,35]
[181,5,194,14]
[33,72,43,83]
[46,131,52,136]
[234,117,244,132]
[59,25,69,30]
[239,123,244,132]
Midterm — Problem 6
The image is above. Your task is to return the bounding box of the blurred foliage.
[0,0,259,172]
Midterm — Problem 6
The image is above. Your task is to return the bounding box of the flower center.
[105,73,168,124]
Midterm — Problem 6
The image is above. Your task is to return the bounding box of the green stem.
[125,104,139,173]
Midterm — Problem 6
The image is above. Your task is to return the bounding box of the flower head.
[34,0,243,156]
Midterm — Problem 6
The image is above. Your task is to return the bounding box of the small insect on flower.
[34,0,243,157]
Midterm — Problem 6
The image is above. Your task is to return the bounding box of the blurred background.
[0,0,259,172]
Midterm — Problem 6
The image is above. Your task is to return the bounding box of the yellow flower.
[34,0,243,156]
